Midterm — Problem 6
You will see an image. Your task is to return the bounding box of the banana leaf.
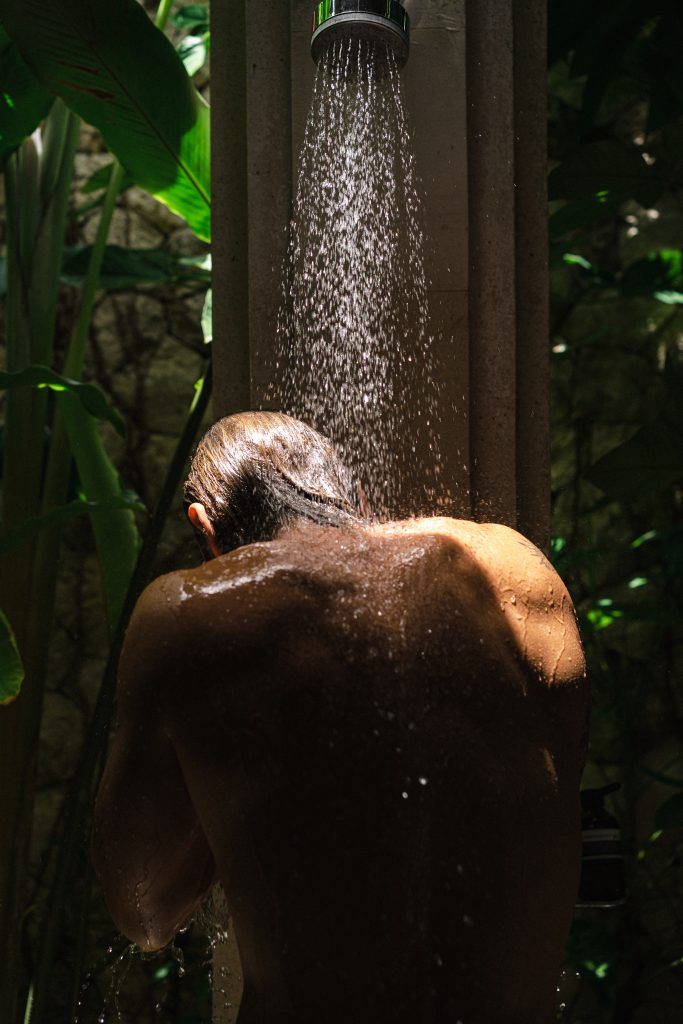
[0,365,126,437]
[0,0,211,240]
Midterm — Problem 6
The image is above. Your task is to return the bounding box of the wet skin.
[93,517,588,1024]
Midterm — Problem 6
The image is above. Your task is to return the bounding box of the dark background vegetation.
[549,1,683,1019]
[2,0,683,1021]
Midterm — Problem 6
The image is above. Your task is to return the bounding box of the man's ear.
[187,503,222,559]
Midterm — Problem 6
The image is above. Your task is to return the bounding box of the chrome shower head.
[311,1,410,68]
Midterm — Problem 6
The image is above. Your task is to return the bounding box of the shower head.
[311,1,410,69]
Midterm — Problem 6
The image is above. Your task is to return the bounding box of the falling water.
[271,37,445,518]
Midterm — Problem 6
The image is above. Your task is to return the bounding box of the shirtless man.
[93,412,588,1024]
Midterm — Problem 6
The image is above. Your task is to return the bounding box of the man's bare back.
[94,516,587,1024]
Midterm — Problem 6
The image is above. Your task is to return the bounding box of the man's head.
[184,412,368,557]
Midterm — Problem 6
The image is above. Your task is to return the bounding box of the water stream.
[270,37,445,517]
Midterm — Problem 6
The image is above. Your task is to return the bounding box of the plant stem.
[155,0,174,31]
[64,160,126,378]
[0,102,79,1024]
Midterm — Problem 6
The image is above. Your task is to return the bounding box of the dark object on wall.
[577,783,626,908]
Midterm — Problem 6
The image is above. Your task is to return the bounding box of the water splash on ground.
[270,37,445,517]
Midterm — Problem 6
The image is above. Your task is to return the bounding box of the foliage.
[549,2,683,1020]
[0,609,23,705]
[0,0,212,1020]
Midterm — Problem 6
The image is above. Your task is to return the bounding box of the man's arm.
[92,577,216,951]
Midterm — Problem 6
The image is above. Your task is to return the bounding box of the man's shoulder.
[138,545,316,640]
[400,517,557,580]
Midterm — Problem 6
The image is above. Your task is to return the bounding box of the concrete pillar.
[465,0,549,547]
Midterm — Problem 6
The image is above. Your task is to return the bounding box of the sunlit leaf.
[0,0,211,240]
[585,606,624,630]
[563,253,593,271]
[0,609,24,706]
[581,960,610,980]
[628,577,648,590]
[178,34,208,78]
[631,530,658,549]
[0,365,126,437]
[653,290,683,305]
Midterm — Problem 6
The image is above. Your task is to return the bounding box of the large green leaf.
[0,25,53,166]
[61,244,211,290]
[61,395,140,631]
[0,365,126,437]
[0,0,211,240]
[0,609,24,706]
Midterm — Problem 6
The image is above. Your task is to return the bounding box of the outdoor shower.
[311,0,410,67]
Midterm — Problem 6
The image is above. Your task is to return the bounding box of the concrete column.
[211,0,250,414]
[466,0,517,525]
[246,2,293,405]
[513,0,550,550]
[466,0,550,549]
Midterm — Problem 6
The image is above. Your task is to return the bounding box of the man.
[93,412,588,1024]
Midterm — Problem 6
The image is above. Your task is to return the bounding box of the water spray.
[311,1,410,68]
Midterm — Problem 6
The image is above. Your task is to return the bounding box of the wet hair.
[183,412,368,554]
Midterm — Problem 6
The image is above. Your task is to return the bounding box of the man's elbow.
[96,878,186,953]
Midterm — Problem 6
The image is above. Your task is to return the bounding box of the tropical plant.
[548,1,683,1019]
[0,1,212,1019]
